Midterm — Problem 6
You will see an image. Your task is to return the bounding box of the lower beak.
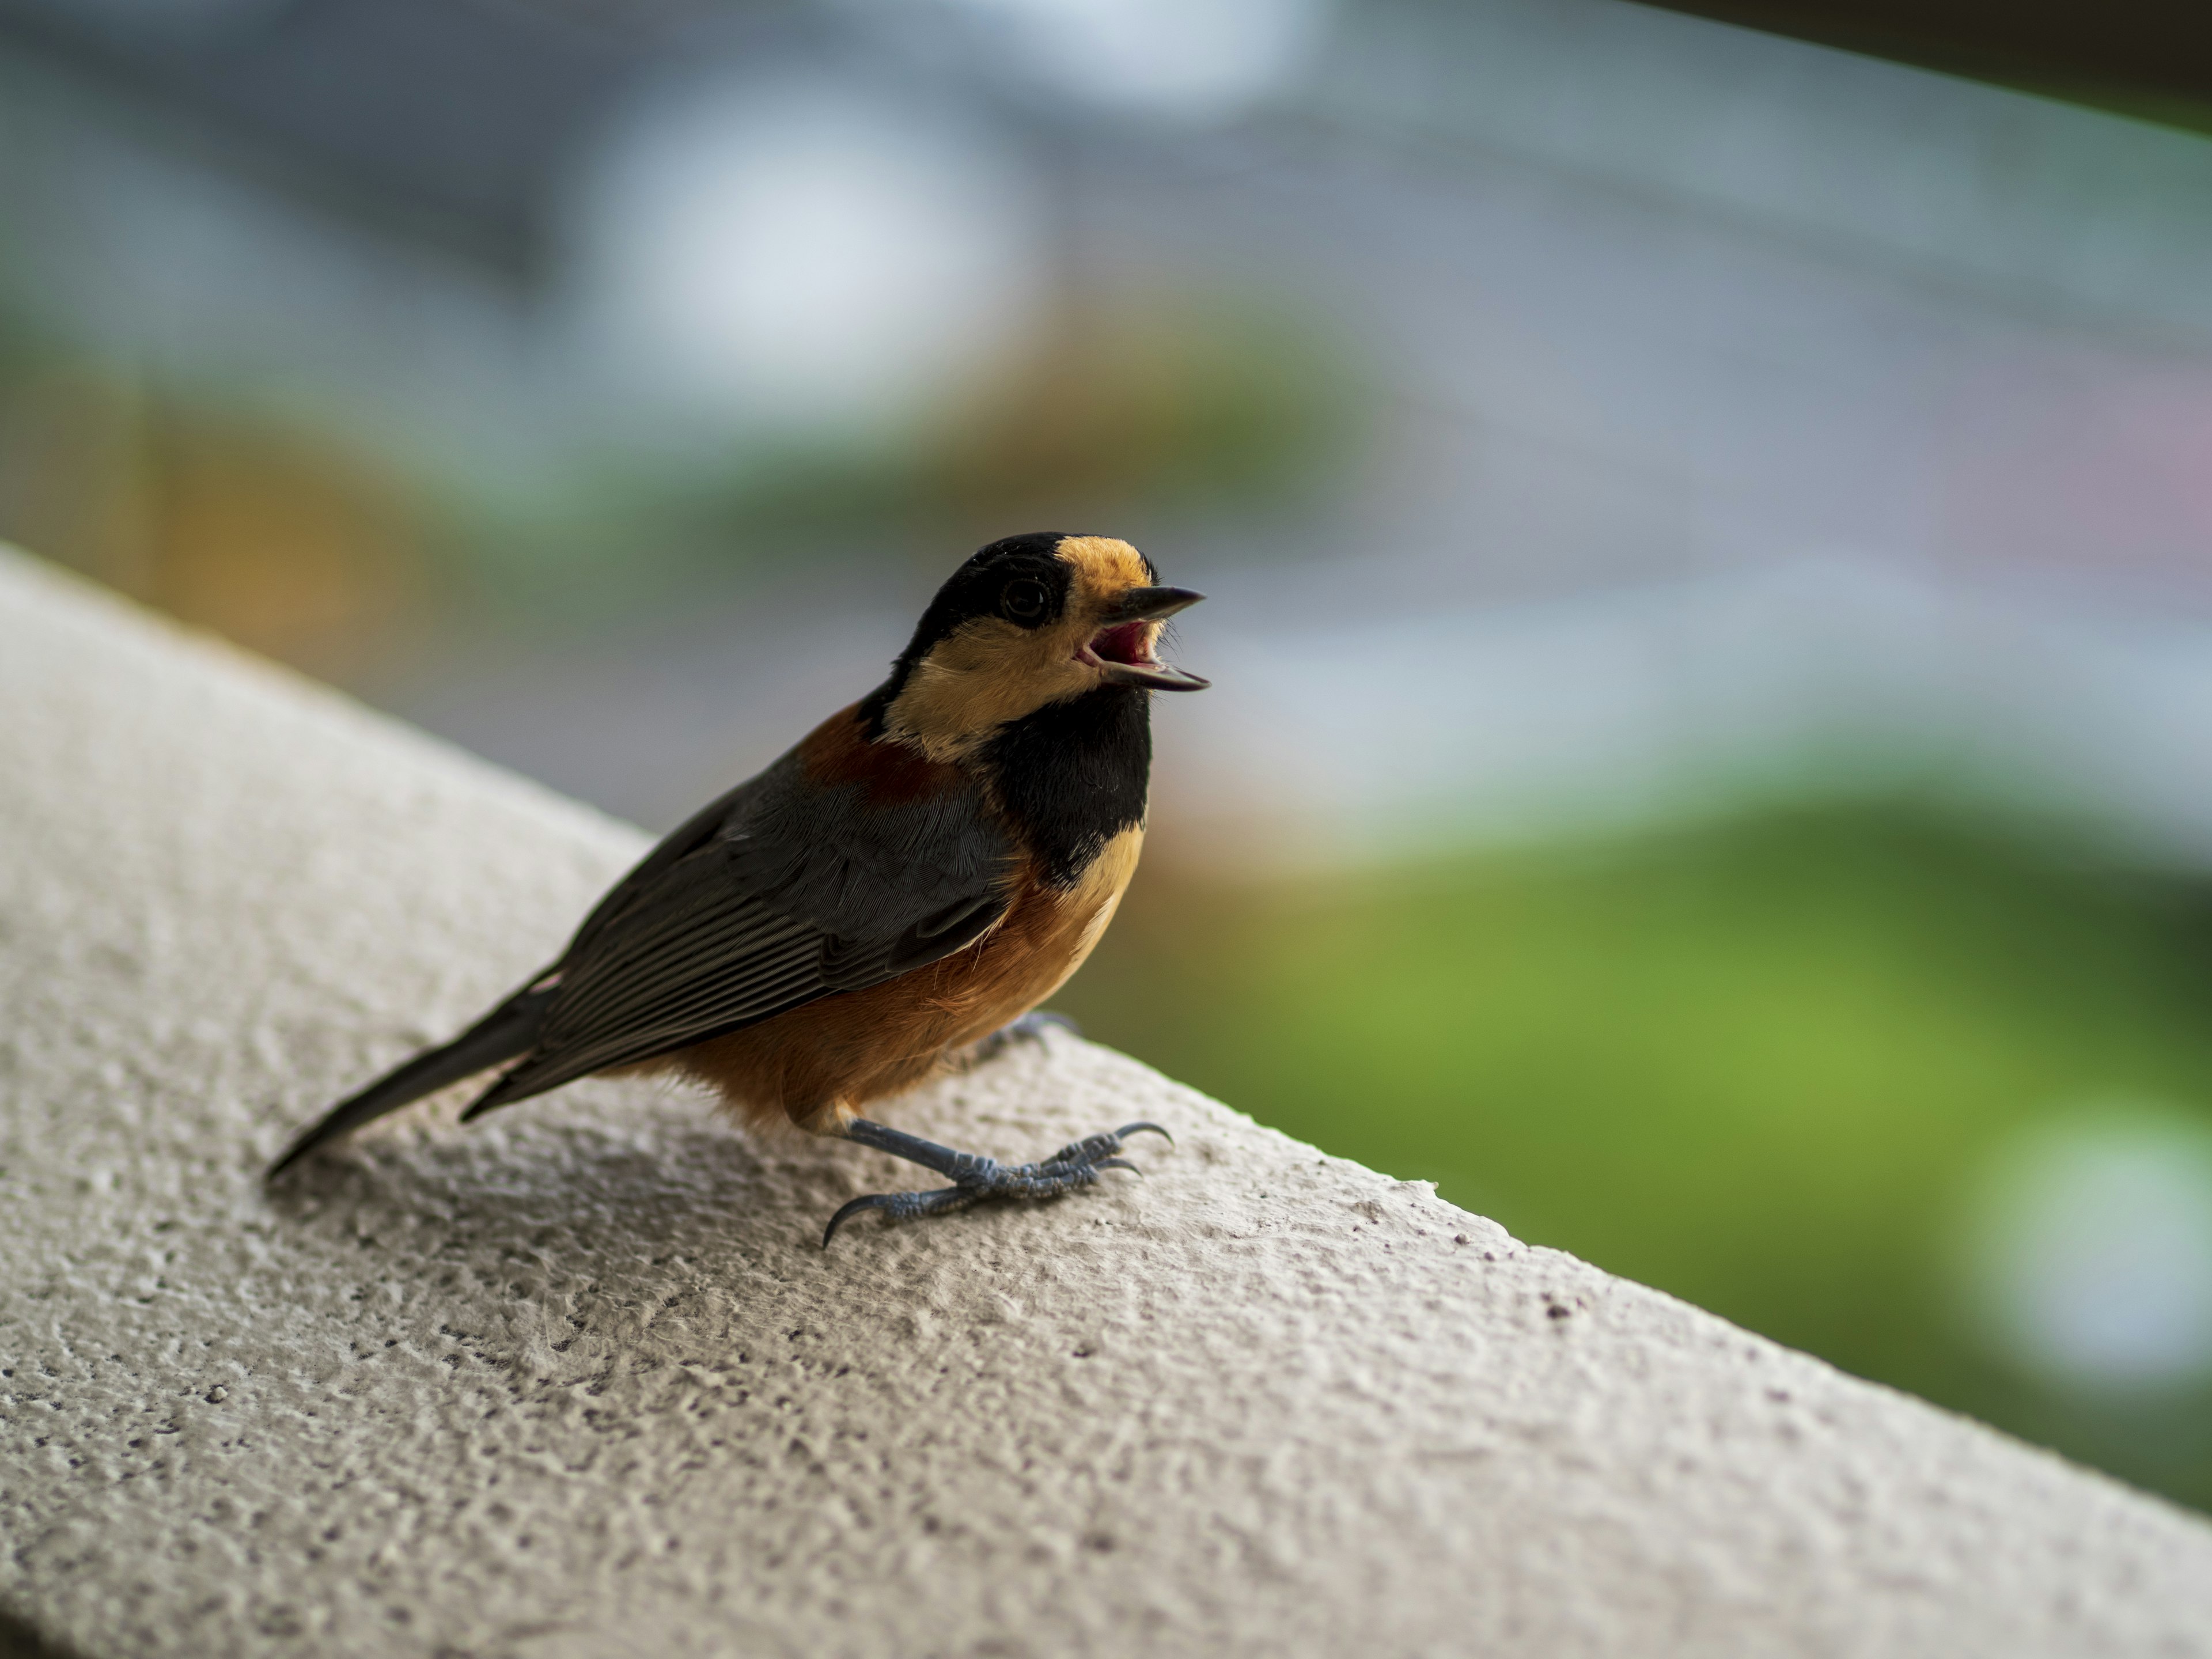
[1102,659,1210,692]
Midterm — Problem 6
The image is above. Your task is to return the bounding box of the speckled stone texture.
[2,547,2210,1659]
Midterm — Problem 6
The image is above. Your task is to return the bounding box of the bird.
[267,532,1209,1245]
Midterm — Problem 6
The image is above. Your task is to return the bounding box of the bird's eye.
[1002,578,1048,622]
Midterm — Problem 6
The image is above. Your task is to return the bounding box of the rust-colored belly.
[665,826,1142,1132]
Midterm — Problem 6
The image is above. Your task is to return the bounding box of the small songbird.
[268,533,1207,1244]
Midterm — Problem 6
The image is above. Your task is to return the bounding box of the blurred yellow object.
[150,419,421,678]
[0,367,420,677]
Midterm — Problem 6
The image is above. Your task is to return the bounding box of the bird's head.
[868,533,1208,760]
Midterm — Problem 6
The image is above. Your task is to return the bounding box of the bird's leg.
[961,1009,1080,1068]
[821,1116,1169,1247]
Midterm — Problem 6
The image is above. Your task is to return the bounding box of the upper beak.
[1092,586,1210,692]
[1104,586,1205,624]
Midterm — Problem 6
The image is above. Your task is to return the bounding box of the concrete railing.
[3,543,2210,1658]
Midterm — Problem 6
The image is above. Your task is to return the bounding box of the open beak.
[1083,587,1210,691]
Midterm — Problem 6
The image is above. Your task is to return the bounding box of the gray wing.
[462,747,1014,1115]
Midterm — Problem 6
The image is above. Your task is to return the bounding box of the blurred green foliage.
[461,291,1361,624]
[1060,801,2212,1513]
[0,287,1360,657]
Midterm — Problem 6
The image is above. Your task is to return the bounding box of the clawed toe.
[822,1185,974,1247]
[824,1115,1171,1247]
[1046,1122,1171,1167]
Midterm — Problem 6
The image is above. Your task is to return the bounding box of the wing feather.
[462,733,1017,1117]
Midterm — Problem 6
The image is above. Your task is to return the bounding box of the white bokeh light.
[1956,1106,2212,1390]
[560,72,1044,440]
[941,0,1332,119]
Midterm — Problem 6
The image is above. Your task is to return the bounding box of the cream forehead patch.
[1055,536,1152,595]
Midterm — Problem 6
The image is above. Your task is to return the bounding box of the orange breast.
[664,825,1143,1133]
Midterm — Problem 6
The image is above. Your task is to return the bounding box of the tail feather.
[456,1059,557,1124]
[267,992,551,1179]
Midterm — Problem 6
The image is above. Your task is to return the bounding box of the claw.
[822,1185,971,1247]
[823,1192,898,1248]
[823,1115,1175,1246]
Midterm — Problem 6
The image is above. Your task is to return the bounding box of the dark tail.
[267,991,552,1179]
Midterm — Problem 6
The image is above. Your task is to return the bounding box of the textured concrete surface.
[3,546,2211,1659]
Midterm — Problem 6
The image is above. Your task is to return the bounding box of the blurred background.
[6,0,2212,1510]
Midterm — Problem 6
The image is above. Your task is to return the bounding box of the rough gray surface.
[2,546,2210,1659]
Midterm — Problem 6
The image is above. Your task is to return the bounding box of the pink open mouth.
[1072,584,1210,691]
[1082,622,1158,671]
[1077,619,1210,691]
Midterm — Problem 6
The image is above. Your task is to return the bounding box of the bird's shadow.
[255,1089,861,1300]
[248,1041,1139,1357]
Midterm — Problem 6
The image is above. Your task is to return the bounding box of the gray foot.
[822,1116,1169,1247]
[965,1009,1080,1068]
